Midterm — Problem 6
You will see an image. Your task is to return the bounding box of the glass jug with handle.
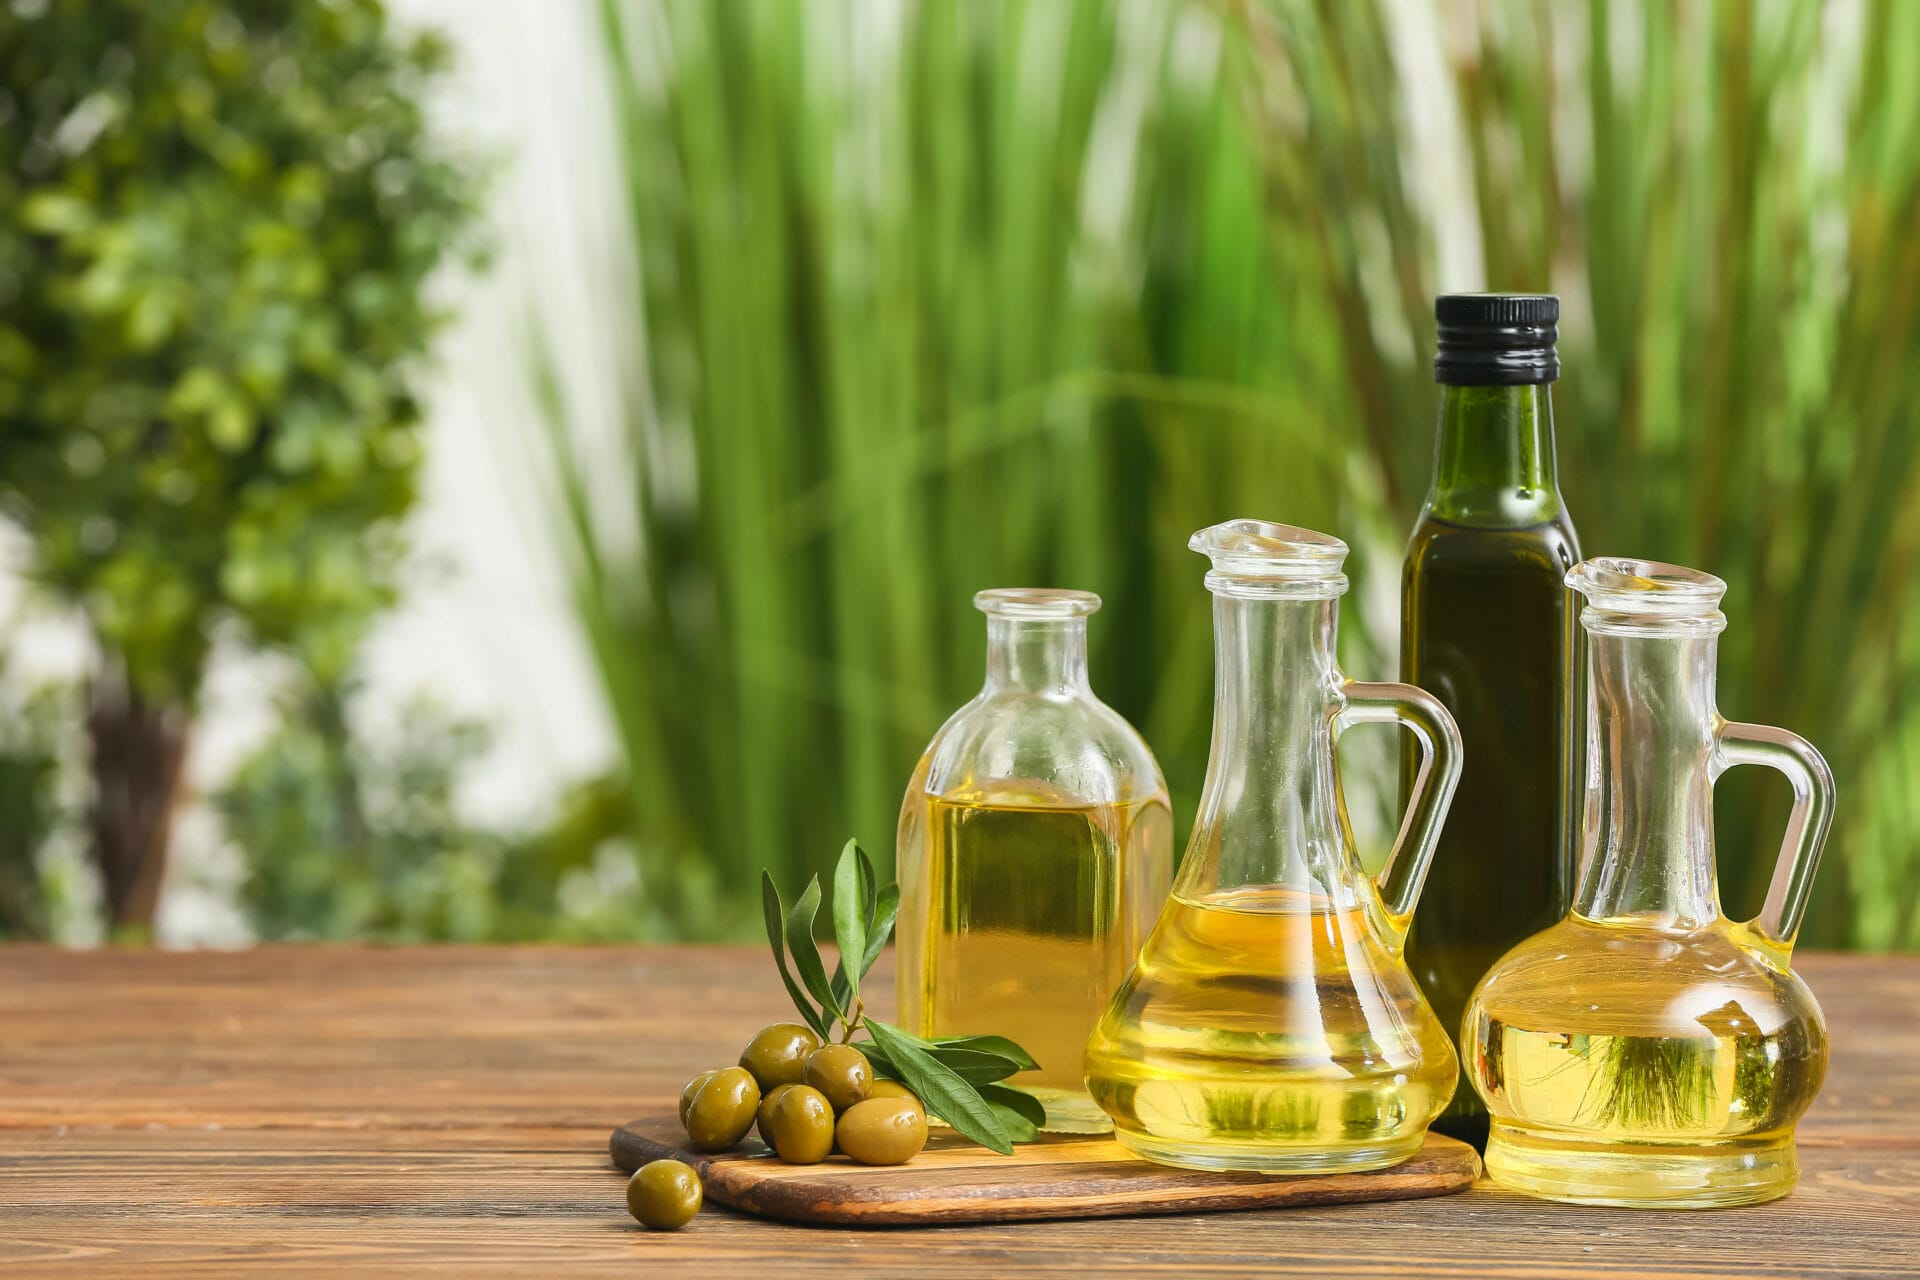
[1463,558,1835,1207]
[1084,519,1465,1173]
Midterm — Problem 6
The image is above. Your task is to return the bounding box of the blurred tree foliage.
[222,688,725,942]
[0,0,479,932]
[223,690,508,941]
[0,666,69,939]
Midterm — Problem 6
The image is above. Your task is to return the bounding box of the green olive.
[755,1082,797,1146]
[801,1043,872,1113]
[868,1079,924,1118]
[679,1069,720,1128]
[836,1096,929,1166]
[683,1065,761,1152]
[626,1159,703,1230]
[768,1084,835,1164]
[739,1022,824,1091]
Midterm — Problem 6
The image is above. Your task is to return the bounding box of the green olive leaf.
[855,842,879,921]
[864,1018,1016,1155]
[860,883,900,978]
[784,875,844,1022]
[931,1035,1039,1072]
[762,871,830,1039]
[983,1103,1040,1144]
[855,1022,937,1054]
[829,839,867,1009]
[978,1084,1045,1141]
[854,1027,1035,1082]
[977,1083,1047,1129]
[923,1045,1029,1085]
[853,1041,1036,1115]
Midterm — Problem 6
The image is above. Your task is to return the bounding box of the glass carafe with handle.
[1463,558,1835,1207]
[1084,520,1464,1173]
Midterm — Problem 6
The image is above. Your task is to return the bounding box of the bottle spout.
[1567,557,1727,636]
[1189,519,1349,600]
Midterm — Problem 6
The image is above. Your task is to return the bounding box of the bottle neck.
[1427,382,1564,524]
[1183,594,1350,898]
[1574,630,1721,927]
[982,617,1090,696]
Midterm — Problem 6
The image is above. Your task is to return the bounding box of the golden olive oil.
[896,780,1170,1133]
[1464,917,1827,1206]
[1084,886,1458,1172]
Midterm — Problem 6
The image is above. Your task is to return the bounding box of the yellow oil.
[896,781,1171,1133]
[1464,916,1828,1206]
[1083,886,1457,1172]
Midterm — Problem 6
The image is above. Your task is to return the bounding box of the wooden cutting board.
[609,1114,1479,1226]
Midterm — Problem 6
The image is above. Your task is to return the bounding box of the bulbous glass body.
[1085,521,1464,1173]
[896,589,1171,1133]
[1464,558,1836,1207]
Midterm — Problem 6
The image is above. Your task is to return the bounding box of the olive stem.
[839,998,866,1044]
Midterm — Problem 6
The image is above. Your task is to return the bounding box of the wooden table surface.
[1,947,1915,1278]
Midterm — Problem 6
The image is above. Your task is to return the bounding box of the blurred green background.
[2,0,1916,949]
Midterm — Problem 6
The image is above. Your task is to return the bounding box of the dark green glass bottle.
[1401,294,1581,1148]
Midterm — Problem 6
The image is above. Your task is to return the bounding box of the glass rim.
[972,588,1101,620]
[1569,556,1729,635]
[1189,518,1350,599]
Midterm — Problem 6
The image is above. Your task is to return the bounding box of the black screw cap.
[1434,293,1559,385]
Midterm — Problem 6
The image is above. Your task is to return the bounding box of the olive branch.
[761,839,1044,1153]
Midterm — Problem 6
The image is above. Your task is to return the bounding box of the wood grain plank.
[1,1127,1914,1278]
[607,1114,1478,1223]
[0,947,1914,1277]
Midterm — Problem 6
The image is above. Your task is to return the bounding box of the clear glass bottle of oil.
[1084,521,1465,1173]
[1463,558,1836,1207]
[896,589,1172,1133]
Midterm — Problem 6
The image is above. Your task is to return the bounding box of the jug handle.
[1338,681,1464,951]
[1715,720,1836,959]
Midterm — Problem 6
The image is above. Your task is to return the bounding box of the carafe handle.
[1338,681,1464,950]
[1715,720,1836,958]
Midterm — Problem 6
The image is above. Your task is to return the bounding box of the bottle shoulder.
[909,689,1166,805]
[1411,474,1580,532]
[1404,510,1582,577]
